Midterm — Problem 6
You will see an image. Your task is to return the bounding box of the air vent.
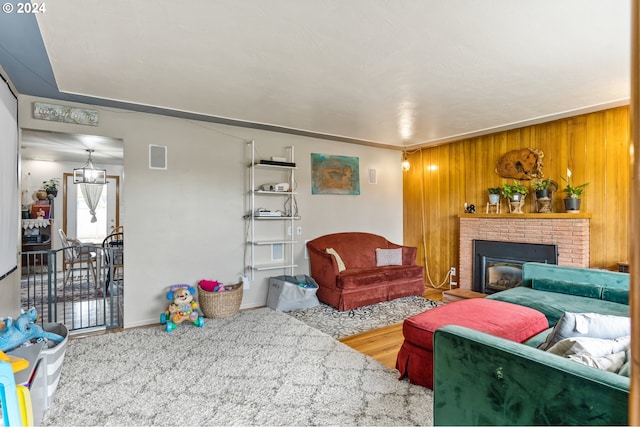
[149,144,167,169]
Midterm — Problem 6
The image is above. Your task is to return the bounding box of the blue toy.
[0,308,64,352]
[160,285,205,332]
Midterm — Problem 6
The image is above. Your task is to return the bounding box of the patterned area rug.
[286,296,441,339]
[21,275,122,307]
[43,308,433,426]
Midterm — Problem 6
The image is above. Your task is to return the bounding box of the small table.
[442,288,486,304]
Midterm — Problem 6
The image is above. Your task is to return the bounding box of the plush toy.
[0,308,64,352]
[160,285,205,332]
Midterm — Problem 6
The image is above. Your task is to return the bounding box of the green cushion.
[522,263,630,290]
[487,287,629,326]
[531,278,602,299]
[601,288,629,305]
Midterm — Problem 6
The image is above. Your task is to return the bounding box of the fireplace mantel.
[459,213,592,219]
[458,214,591,290]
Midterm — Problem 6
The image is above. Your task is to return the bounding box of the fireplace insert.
[473,240,557,294]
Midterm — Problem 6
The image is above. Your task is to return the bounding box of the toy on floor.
[0,308,64,352]
[0,350,29,372]
[160,285,205,332]
[0,350,34,426]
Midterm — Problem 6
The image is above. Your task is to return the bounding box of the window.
[76,186,108,243]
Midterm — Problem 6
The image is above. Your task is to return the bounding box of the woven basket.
[198,283,243,318]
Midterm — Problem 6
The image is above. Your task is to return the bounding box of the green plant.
[531,178,553,191]
[42,178,60,191]
[501,180,529,200]
[488,187,501,195]
[561,176,589,199]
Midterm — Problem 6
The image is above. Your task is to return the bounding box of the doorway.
[20,129,124,331]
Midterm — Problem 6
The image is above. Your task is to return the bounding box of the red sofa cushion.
[403,298,549,351]
[337,265,424,289]
[307,232,415,269]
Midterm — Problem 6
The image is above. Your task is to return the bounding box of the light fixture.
[73,149,106,184]
[401,151,410,171]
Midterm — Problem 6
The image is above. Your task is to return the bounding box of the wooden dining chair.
[57,229,97,286]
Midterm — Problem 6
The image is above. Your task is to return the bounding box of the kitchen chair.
[102,230,124,294]
[58,229,97,286]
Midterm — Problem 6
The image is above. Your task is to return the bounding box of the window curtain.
[80,183,104,223]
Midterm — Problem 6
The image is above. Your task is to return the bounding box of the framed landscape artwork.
[311,153,360,195]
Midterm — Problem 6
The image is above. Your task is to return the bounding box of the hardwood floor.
[340,287,443,369]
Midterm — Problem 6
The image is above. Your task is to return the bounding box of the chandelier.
[73,149,106,184]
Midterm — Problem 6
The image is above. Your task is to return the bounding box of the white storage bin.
[267,275,320,312]
[41,323,69,408]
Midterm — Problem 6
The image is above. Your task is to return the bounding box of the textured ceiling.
[1,0,632,148]
[20,129,123,165]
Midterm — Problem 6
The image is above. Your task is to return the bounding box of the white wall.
[18,95,404,327]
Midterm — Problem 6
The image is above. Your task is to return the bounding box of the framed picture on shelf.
[31,205,50,219]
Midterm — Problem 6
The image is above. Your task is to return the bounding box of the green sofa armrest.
[433,325,629,426]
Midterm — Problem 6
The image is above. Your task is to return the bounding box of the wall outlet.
[240,275,250,290]
[296,226,302,235]
[450,267,456,276]
[287,226,292,235]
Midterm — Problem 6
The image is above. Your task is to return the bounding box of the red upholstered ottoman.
[396,298,548,389]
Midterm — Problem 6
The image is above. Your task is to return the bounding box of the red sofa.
[306,232,425,311]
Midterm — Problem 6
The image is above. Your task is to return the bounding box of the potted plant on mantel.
[531,178,557,213]
[531,178,554,199]
[488,187,501,205]
[561,176,589,213]
[42,178,60,198]
[501,180,529,214]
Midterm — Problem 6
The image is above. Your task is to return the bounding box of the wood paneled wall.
[403,106,631,288]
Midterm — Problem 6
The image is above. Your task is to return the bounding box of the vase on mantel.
[508,193,526,214]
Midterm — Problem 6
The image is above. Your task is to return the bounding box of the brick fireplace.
[458,213,591,290]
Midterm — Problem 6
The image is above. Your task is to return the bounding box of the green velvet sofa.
[486,262,629,327]
[433,262,630,425]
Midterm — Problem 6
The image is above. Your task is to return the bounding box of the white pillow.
[376,248,402,266]
[618,349,631,377]
[546,336,630,358]
[325,248,346,272]
[568,351,627,373]
[538,312,630,351]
